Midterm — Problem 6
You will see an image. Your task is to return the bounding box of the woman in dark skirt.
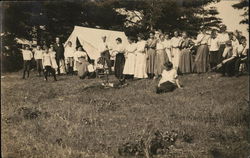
[193,27,210,73]
[178,31,194,74]
[113,38,126,84]
[146,31,157,78]
[208,29,220,69]
[156,61,182,94]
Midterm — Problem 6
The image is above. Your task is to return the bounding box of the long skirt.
[209,51,219,68]
[146,48,156,74]
[192,45,209,73]
[172,48,181,69]
[154,49,169,76]
[51,58,58,70]
[36,59,43,73]
[218,44,225,63]
[179,48,193,74]
[76,58,89,78]
[156,81,177,94]
[123,53,136,75]
[134,52,148,78]
[165,48,172,62]
[59,59,66,74]
[114,53,125,79]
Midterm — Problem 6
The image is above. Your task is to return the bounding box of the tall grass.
[1,72,250,158]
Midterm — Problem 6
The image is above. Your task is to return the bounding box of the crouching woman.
[156,61,182,94]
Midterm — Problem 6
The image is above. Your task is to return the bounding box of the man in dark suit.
[53,37,64,75]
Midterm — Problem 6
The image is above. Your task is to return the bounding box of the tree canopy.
[1,0,223,71]
[232,0,249,27]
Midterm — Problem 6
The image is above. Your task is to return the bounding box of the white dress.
[134,40,148,78]
[49,51,58,69]
[171,37,182,68]
[123,43,137,75]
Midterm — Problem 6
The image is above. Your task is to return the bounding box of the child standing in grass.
[22,45,33,79]
[34,45,44,76]
[156,61,182,94]
[42,46,57,81]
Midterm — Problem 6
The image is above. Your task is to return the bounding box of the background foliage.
[1,0,247,72]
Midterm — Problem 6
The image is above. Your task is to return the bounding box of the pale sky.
[207,0,249,40]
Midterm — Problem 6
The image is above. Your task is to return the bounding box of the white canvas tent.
[64,26,129,61]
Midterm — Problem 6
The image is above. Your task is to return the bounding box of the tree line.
[1,0,247,72]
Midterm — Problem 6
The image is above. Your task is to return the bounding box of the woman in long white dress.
[123,37,137,79]
[134,33,148,79]
[170,31,182,69]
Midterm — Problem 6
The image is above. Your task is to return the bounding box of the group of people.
[21,37,96,81]
[21,24,249,93]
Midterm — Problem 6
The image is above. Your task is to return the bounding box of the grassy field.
[1,71,250,158]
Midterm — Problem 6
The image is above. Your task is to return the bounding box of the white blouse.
[196,33,209,45]
[125,43,137,53]
[34,50,43,60]
[43,53,52,66]
[159,69,178,85]
[136,40,147,52]
[208,37,220,51]
[163,39,171,49]
[171,37,182,48]
[22,50,33,60]
[74,51,88,62]
[156,41,165,50]
[64,46,75,58]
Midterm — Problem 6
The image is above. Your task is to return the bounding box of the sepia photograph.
[1,0,249,157]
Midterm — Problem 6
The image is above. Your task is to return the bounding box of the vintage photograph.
[1,0,249,157]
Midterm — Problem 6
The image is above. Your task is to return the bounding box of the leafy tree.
[116,0,222,37]
[232,0,249,29]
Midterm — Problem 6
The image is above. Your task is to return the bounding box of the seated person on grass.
[234,37,249,77]
[87,59,97,79]
[220,40,238,77]
[156,61,182,94]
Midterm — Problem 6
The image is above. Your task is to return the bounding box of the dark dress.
[115,53,125,79]
[179,38,194,74]
[54,43,65,74]
[146,39,157,74]
[218,44,226,63]
[156,81,177,94]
